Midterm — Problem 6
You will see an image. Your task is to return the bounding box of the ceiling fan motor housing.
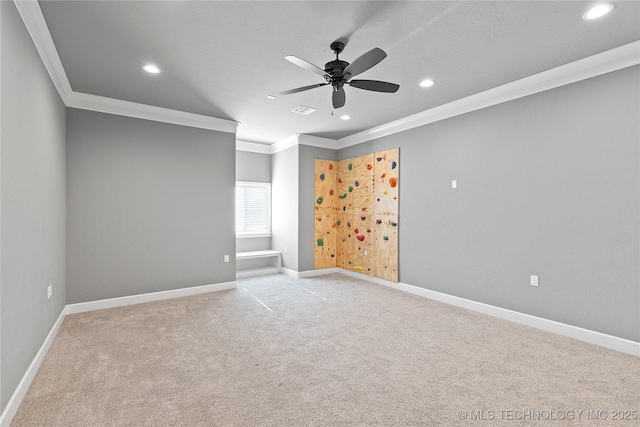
[325,41,349,87]
[324,59,349,86]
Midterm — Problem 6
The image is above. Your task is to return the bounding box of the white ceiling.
[37,1,640,145]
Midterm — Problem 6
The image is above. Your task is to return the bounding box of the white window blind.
[236,181,271,237]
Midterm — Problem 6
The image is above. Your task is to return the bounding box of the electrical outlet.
[47,284,53,299]
[530,275,539,287]
[224,254,230,263]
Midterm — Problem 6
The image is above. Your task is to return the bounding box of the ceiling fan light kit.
[280,41,400,109]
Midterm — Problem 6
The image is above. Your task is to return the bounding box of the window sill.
[236,233,272,239]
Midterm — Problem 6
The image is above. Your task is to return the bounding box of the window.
[235,181,271,238]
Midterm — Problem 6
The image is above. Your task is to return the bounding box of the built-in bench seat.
[236,250,282,278]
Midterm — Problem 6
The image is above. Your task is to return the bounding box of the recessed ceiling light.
[340,115,351,120]
[143,64,161,74]
[267,95,276,100]
[254,133,263,137]
[419,79,435,88]
[583,4,614,20]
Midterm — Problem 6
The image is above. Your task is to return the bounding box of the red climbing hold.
[357,235,365,241]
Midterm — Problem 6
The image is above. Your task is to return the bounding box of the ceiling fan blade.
[332,86,346,109]
[342,47,387,80]
[284,55,327,77]
[348,80,399,93]
[280,83,329,95]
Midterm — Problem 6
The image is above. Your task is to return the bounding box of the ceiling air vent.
[292,105,317,115]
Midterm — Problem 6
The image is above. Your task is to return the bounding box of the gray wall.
[67,109,236,303]
[1,1,67,411]
[271,145,298,270]
[236,149,271,253]
[339,66,639,342]
[298,145,338,272]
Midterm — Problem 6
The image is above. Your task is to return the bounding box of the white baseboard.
[386,279,639,357]
[65,281,237,315]
[309,268,639,356]
[0,309,66,427]
[280,267,338,278]
[0,280,237,426]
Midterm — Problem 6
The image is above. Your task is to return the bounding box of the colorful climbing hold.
[361,216,366,220]
[329,189,334,196]
[357,235,365,241]
[376,157,382,162]
[366,164,373,170]
[320,173,325,181]
[336,220,341,226]
[367,229,371,233]
[391,222,397,227]
[348,186,353,192]
[383,236,389,241]
[391,161,397,169]
[355,180,360,187]
[381,173,386,178]
[354,228,359,233]
[348,163,353,170]
[316,239,323,247]
[376,219,382,224]
[338,193,347,199]
[316,196,324,205]
[354,266,363,271]
[338,178,343,183]
[329,164,334,170]
[347,222,351,227]
[389,177,397,188]
[331,254,335,257]
[316,217,322,222]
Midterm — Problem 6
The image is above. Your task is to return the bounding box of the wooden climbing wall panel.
[314,214,338,269]
[314,148,399,282]
[314,159,338,216]
[373,149,399,215]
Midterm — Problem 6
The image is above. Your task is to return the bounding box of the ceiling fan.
[280,41,400,109]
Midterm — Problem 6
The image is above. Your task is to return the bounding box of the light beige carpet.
[11,273,639,426]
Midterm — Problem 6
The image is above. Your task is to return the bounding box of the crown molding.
[15,0,237,135]
[270,134,300,154]
[13,0,72,103]
[17,0,639,146]
[236,140,272,154]
[338,40,640,148]
[67,92,238,133]
[297,134,339,151]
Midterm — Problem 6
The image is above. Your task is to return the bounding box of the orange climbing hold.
[366,164,373,170]
[389,177,397,188]
[329,164,334,170]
